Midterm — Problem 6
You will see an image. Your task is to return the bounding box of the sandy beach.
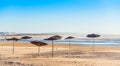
[0,41,119,66]
[1,0,120,66]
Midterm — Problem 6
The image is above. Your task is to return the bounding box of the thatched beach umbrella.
[31,41,48,56]
[44,35,62,57]
[6,37,20,54]
[65,36,75,55]
[87,34,100,51]
[21,36,32,48]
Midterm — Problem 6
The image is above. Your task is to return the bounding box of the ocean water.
[1,38,120,47]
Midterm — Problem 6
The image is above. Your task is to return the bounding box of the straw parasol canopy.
[6,37,20,54]
[87,33,100,51]
[65,36,75,39]
[44,35,62,40]
[87,34,100,38]
[65,36,75,55]
[31,41,47,46]
[31,41,48,56]
[21,36,32,39]
[44,35,62,57]
[6,37,20,41]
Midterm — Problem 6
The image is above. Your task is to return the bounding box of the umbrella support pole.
[38,46,40,56]
[13,41,14,55]
[52,40,54,58]
[68,39,71,55]
[92,39,95,52]
[26,42,28,48]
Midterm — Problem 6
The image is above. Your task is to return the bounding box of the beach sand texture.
[0,42,119,66]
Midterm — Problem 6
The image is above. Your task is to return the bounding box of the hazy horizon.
[0,0,120,34]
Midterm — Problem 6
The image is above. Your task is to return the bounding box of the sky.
[0,0,120,34]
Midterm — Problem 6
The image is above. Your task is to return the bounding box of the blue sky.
[0,0,120,34]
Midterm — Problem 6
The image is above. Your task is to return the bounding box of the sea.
[1,38,120,47]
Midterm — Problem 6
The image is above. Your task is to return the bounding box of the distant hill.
[0,32,15,35]
[0,32,8,35]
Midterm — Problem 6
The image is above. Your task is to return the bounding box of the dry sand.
[0,41,119,66]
